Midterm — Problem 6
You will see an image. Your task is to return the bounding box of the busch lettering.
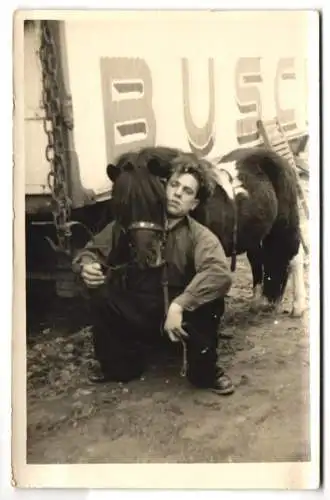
[235,57,263,145]
[100,56,303,161]
[182,58,215,156]
[100,57,156,163]
[275,57,297,132]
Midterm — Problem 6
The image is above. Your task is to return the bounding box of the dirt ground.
[26,251,311,465]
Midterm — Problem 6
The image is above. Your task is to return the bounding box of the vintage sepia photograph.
[12,9,320,489]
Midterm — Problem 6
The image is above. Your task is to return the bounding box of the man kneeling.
[73,154,235,395]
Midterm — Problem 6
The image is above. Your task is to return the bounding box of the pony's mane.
[135,146,182,167]
[111,147,179,229]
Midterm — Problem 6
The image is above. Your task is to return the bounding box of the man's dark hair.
[170,153,217,203]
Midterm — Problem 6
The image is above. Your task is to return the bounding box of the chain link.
[39,21,72,254]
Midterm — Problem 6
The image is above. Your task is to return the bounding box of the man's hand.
[81,262,106,288]
[164,302,188,342]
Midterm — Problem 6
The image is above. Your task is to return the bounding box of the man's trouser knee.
[183,299,224,388]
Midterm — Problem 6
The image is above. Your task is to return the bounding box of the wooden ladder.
[257,118,309,254]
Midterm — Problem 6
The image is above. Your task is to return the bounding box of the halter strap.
[126,216,170,313]
[128,221,164,232]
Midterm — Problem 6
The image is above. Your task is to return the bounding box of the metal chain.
[39,20,72,255]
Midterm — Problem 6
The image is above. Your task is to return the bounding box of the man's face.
[166,172,200,217]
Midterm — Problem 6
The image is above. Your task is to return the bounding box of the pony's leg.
[290,244,307,317]
[247,246,265,311]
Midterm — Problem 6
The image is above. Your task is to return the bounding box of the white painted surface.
[24,12,310,198]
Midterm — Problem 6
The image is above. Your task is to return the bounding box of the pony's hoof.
[250,295,269,313]
[259,297,275,312]
[250,285,263,312]
[249,299,260,313]
[291,304,306,318]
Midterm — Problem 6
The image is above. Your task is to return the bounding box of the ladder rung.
[261,119,278,127]
[266,132,284,141]
[264,128,280,138]
[271,144,287,152]
[272,146,289,153]
[270,137,287,145]
[281,151,295,160]
[272,140,290,149]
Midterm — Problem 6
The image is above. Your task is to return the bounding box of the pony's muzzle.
[128,226,166,269]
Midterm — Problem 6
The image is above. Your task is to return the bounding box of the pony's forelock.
[111,153,167,229]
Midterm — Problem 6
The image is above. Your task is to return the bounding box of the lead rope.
[161,218,188,377]
[180,340,188,377]
[231,197,238,272]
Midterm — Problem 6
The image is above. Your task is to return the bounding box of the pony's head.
[106,147,181,268]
